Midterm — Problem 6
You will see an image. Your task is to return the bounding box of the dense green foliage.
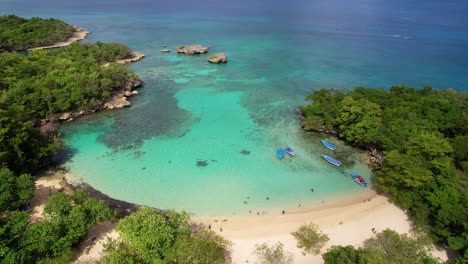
[253,242,293,264]
[0,15,74,52]
[322,229,441,264]
[0,42,135,118]
[0,190,115,263]
[301,86,468,254]
[0,168,35,211]
[101,207,230,264]
[291,223,329,255]
[0,41,137,174]
[0,15,140,264]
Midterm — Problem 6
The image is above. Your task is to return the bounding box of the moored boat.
[321,140,336,151]
[284,146,295,156]
[351,172,368,187]
[277,148,285,159]
[321,154,342,166]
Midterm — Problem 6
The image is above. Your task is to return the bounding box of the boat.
[321,140,336,151]
[352,172,368,187]
[284,147,295,156]
[321,154,342,166]
[277,148,285,159]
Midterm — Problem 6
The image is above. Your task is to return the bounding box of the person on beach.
[208,224,211,230]
[220,228,223,232]
[282,210,285,214]
[249,210,252,214]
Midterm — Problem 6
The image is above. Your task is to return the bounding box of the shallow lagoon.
[4,0,467,216]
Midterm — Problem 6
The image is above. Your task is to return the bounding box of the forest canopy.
[0,15,75,52]
[0,41,138,174]
[301,86,467,255]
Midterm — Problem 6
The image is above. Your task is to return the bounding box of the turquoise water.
[3,0,467,216]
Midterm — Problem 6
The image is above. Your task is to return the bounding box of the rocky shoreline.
[39,52,145,132]
[27,26,91,51]
[299,114,384,170]
[35,167,142,218]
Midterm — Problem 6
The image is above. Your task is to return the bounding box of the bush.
[291,223,329,255]
[253,242,293,264]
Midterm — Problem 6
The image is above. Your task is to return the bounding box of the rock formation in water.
[208,52,228,63]
[176,45,209,54]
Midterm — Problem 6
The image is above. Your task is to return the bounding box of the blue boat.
[321,140,336,151]
[321,154,342,166]
[277,148,285,159]
[352,173,368,187]
[284,147,296,156]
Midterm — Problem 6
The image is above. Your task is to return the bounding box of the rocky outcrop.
[39,78,143,130]
[27,26,91,51]
[208,52,228,63]
[161,49,170,52]
[368,148,384,170]
[101,52,145,67]
[176,45,209,54]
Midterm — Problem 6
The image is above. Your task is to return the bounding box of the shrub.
[253,242,293,264]
[291,223,329,255]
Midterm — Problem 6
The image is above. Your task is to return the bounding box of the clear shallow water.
[3,0,468,216]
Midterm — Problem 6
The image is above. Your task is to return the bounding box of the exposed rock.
[163,45,167,47]
[176,45,209,55]
[59,112,71,120]
[104,96,131,109]
[368,148,384,170]
[208,52,228,63]
[131,90,139,95]
[161,49,170,52]
[124,91,132,97]
[39,120,60,133]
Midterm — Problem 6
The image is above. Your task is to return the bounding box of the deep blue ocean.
[2,0,467,216]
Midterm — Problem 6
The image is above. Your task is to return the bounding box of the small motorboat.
[284,147,295,156]
[352,173,368,187]
[321,154,342,166]
[321,140,336,151]
[277,148,285,159]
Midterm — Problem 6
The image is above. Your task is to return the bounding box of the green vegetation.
[301,86,468,257]
[291,223,329,255]
[0,15,143,264]
[322,229,441,264]
[101,207,231,264]
[0,190,115,263]
[178,45,185,49]
[208,54,218,59]
[253,242,293,264]
[0,15,75,52]
[0,41,138,174]
[0,168,35,211]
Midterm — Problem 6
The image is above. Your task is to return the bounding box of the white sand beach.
[27,26,90,51]
[197,192,449,264]
[32,170,449,263]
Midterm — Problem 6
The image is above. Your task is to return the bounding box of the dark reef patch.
[240,150,251,155]
[197,160,208,167]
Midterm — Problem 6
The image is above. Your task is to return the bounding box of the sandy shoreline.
[32,169,450,263]
[197,193,449,263]
[27,26,90,51]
